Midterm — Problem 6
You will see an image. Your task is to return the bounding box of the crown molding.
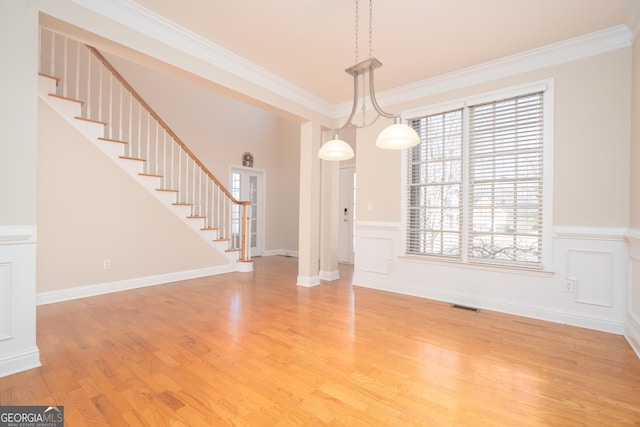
[68,0,632,120]
[373,25,633,112]
[69,0,335,117]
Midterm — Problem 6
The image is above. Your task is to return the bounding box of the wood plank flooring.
[1,255,640,425]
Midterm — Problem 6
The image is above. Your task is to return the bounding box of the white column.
[297,121,322,287]
[319,154,340,281]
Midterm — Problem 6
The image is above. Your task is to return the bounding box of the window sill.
[398,254,555,277]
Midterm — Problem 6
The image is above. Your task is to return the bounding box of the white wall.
[353,47,633,334]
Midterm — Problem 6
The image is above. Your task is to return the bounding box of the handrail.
[86,46,248,208]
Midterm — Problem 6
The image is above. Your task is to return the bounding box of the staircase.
[38,28,252,271]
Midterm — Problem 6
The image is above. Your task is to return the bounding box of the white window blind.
[406,90,546,269]
[468,92,544,267]
[407,109,463,257]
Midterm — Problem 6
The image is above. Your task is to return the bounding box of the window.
[407,109,463,258]
[405,86,550,269]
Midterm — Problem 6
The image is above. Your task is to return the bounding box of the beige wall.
[269,121,301,252]
[0,2,38,224]
[631,33,640,230]
[37,99,228,293]
[355,48,632,228]
[104,54,301,254]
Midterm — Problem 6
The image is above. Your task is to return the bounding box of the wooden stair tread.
[48,93,84,105]
[99,137,128,145]
[156,188,178,193]
[38,72,60,82]
[201,227,219,231]
[139,173,163,178]
[75,116,107,126]
[214,238,231,242]
[187,215,206,219]
[119,156,146,162]
[225,248,240,253]
[172,202,193,206]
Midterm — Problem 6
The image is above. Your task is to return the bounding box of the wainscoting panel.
[568,250,613,306]
[0,226,40,377]
[359,237,393,274]
[354,222,629,334]
[0,261,12,340]
[626,229,640,358]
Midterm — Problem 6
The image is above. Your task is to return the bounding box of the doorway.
[230,167,264,257]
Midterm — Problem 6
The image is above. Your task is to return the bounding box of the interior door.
[231,168,263,257]
[338,166,355,264]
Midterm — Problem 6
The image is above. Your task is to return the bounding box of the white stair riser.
[118,159,145,176]
[170,204,193,217]
[71,119,105,141]
[47,96,82,118]
[38,76,58,96]
[95,141,125,159]
[154,191,178,205]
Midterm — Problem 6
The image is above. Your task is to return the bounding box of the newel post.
[240,202,252,262]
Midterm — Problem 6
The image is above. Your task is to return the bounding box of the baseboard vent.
[451,304,480,313]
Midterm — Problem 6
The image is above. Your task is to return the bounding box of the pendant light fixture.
[318,0,420,161]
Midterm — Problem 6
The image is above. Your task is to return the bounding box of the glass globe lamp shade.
[376,122,420,149]
[318,138,354,161]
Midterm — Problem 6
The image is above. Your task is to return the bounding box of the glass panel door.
[230,168,263,256]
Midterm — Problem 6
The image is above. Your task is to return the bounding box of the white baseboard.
[319,270,340,281]
[0,347,41,378]
[626,312,640,359]
[36,264,235,305]
[263,249,299,257]
[297,275,320,287]
[352,275,625,334]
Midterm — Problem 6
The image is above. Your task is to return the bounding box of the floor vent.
[451,304,480,313]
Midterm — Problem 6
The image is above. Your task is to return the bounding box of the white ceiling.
[128,0,638,106]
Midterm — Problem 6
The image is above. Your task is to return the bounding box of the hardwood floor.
[1,255,639,426]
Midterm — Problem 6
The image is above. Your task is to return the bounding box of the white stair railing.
[39,28,252,263]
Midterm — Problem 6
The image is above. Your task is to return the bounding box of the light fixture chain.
[368,0,373,58]
[354,0,359,63]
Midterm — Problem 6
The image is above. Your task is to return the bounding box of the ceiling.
[128,0,638,106]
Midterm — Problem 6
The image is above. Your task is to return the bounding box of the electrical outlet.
[103,259,112,270]
[564,278,576,293]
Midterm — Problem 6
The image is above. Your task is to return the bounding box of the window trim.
[401,79,554,271]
